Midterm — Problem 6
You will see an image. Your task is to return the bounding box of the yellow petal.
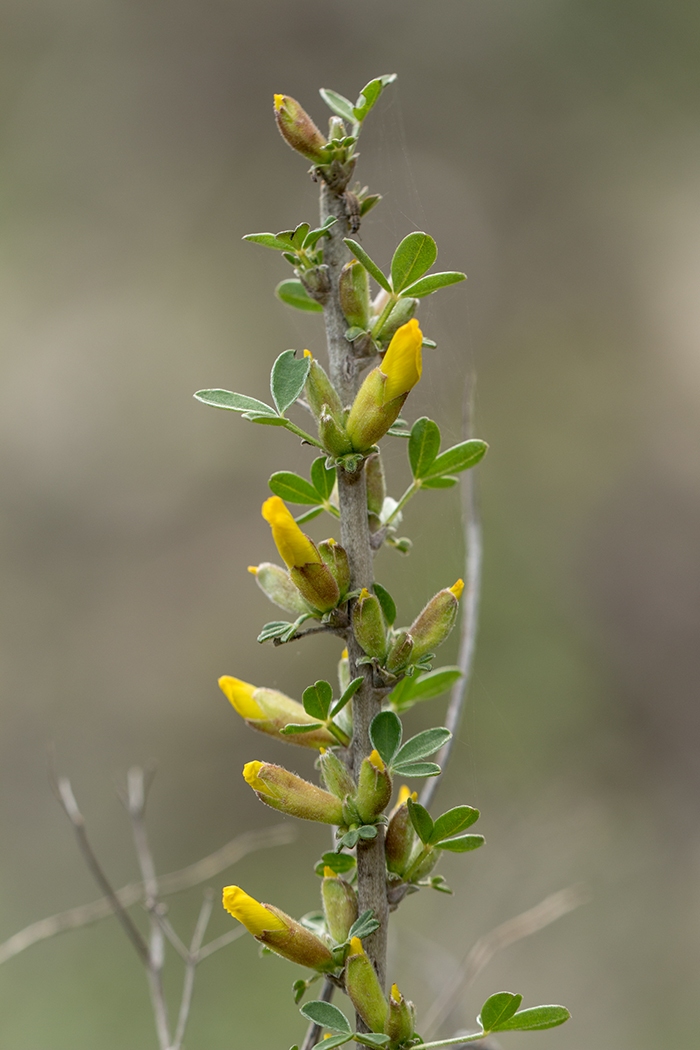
[323,866,337,878]
[273,94,285,111]
[247,565,258,575]
[222,885,287,935]
[242,760,274,796]
[219,676,265,719]
[303,349,312,359]
[341,648,348,660]
[391,983,401,1002]
[369,749,385,772]
[449,578,464,600]
[350,936,364,955]
[262,496,320,569]
[380,319,422,404]
[397,785,411,805]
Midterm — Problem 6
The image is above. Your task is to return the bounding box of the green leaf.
[408,417,441,478]
[493,1005,570,1032]
[360,193,381,217]
[392,760,441,778]
[316,851,356,877]
[303,218,338,250]
[193,389,276,415]
[303,680,333,720]
[353,73,396,123]
[276,278,324,313]
[479,992,522,1033]
[310,456,336,500]
[300,1000,352,1035]
[339,828,360,849]
[293,980,307,1004]
[257,621,294,642]
[280,722,324,735]
[269,472,320,505]
[243,231,295,251]
[373,583,396,626]
[421,476,458,489]
[429,806,479,844]
[407,799,434,844]
[391,233,438,294]
[389,666,462,711]
[343,239,391,293]
[319,88,356,124]
[422,439,488,480]
[311,1035,352,1050]
[358,824,377,839]
[435,833,484,853]
[354,1035,391,1048]
[400,271,466,298]
[295,506,324,524]
[270,349,312,417]
[393,727,451,765]
[369,711,403,766]
[348,909,381,941]
[330,676,363,717]
[242,413,288,426]
[291,223,310,249]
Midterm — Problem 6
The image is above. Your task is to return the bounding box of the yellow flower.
[219,677,264,720]
[379,318,423,404]
[222,886,287,935]
[219,677,336,749]
[449,578,464,600]
[262,496,320,569]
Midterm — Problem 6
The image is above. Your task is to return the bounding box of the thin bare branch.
[420,371,481,811]
[126,767,170,1049]
[195,926,245,962]
[172,891,214,1050]
[50,772,150,966]
[0,824,295,966]
[422,885,588,1036]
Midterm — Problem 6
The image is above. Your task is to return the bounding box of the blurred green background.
[2,1,699,1046]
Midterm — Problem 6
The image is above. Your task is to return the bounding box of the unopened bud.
[300,266,331,304]
[345,937,388,1032]
[408,579,463,663]
[321,870,358,943]
[385,787,418,876]
[374,297,418,346]
[345,321,422,451]
[318,407,353,457]
[243,761,344,824]
[365,454,386,518]
[385,984,416,1044]
[248,562,315,616]
[319,747,356,799]
[339,260,370,330]
[304,352,344,423]
[274,94,329,164]
[355,750,392,823]
[219,677,336,750]
[353,589,388,661]
[385,631,414,674]
[223,885,335,971]
[318,539,350,599]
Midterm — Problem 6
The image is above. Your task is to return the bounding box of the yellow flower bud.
[273,94,329,164]
[345,936,388,1032]
[219,677,336,749]
[262,496,320,569]
[243,760,345,824]
[379,318,422,404]
[223,885,335,971]
[407,578,464,663]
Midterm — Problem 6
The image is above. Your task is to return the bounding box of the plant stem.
[320,180,389,996]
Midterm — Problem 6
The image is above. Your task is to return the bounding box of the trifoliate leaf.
[391,232,438,294]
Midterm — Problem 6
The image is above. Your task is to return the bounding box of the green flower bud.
[385,984,416,1045]
[290,562,340,614]
[355,750,392,823]
[248,562,315,617]
[345,937,388,1032]
[385,787,418,876]
[365,453,386,518]
[319,407,354,457]
[353,588,388,661]
[300,266,331,305]
[339,260,370,330]
[374,297,418,346]
[385,631,414,674]
[304,352,344,423]
[243,761,344,824]
[318,539,350,599]
[274,94,329,164]
[319,747,356,799]
[321,870,358,943]
[328,115,345,142]
[408,579,463,663]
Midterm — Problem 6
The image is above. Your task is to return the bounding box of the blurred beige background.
[2,1,699,1047]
